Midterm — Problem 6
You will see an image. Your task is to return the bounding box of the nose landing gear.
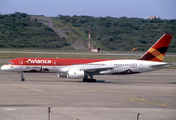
[21,73,25,81]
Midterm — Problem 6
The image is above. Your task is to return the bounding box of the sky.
[0,0,176,19]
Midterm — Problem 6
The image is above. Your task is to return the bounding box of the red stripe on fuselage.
[8,58,115,66]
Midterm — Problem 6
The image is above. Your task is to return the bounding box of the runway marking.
[72,84,176,109]
[52,110,78,120]
[12,84,98,95]
[13,84,45,93]
[143,100,176,109]
[11,83,176,109]
[50,88,98,94]
[162,101,176,106]
[127,98,147,101]
[4,108,17,111]
[89,88,176,109]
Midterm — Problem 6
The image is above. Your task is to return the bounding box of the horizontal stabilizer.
[149,63,171,68]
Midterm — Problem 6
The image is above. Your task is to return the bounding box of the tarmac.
[0,69,176,120]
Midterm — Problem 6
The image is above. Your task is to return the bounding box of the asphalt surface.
[0,69,176,120]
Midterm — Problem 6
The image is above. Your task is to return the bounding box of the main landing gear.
[21,73,25,81]
[83,78,97,82]
[83,72,96,82]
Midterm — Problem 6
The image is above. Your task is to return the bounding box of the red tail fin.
[139,34,173,62]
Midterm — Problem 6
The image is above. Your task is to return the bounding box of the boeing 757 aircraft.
[1,34,173,82]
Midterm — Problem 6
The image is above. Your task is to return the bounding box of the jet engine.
[67,69,85,79]
[58,73,67,78]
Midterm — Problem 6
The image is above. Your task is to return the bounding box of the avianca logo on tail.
[139,34,173,62]
[148,48,165,61]
[25,59,51,64]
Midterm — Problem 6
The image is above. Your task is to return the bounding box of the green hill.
[0,12,176,52]
[0,12,71,50]
[54,15,176,52]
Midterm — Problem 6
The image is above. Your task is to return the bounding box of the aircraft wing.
[82,66,115,72]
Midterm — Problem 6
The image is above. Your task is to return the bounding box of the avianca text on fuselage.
[25,59,52,64]
[1,34,173,82]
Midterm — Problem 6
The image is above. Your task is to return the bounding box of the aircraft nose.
[1,65,8,71]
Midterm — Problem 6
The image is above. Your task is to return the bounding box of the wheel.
[92,79,97,82]
[83,78,87,82]
[21,78,25,81]
[83,78,96,82]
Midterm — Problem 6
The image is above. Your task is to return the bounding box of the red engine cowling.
[67,69,85,79]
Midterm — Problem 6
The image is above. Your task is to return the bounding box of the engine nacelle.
[67,69,85,79]
[58,73,67,78]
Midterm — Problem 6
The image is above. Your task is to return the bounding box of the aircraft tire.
[83,78,96,82]
[21,78,25,81]
[83,78,88,82]
[92,79,97,82]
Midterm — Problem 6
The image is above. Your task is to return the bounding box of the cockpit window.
[5,62,13,65]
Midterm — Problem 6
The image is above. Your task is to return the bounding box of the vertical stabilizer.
[139,34,173,62]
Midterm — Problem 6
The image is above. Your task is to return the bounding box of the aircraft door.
[139,63,143,69]
[52,60,56,66]
[52,60,56,69]
[19,59,23,68]
[19,59,23,65]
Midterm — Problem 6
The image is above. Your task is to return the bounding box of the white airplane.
[1,34,173,82]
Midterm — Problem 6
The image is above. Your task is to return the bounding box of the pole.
[136,48,138,59]
[88,29,91,51]
[136,44,138,59]
[48,107,51,120]
[137,113,140,120]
